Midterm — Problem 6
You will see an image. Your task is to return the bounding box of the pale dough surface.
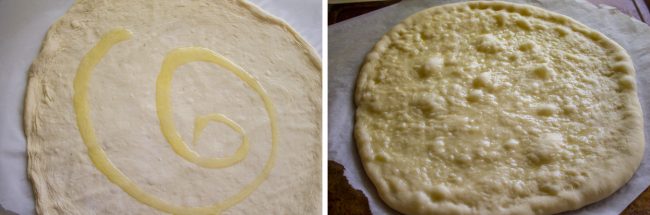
[355,1,644,215]
[25,0,321,214]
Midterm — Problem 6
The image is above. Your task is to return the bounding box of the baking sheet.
[328,0,650,214]
[0,0,321,214]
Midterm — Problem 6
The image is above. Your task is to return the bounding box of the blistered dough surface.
[354,1,644,215]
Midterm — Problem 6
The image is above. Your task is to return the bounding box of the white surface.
[0,0,321,214]
[328,0,650,215]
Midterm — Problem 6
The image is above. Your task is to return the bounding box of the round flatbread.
[354,1,644,214]
[25,0,321,214]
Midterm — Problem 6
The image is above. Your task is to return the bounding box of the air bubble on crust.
[467,89,484,102]
[428,184,451,200]
[536,104,557,116]
[554,26,570,37]
[518,41,537,51]
[533,65,555,80]
[587,31,603,43]
[618,75,636,91]
[375,152,390,162]
[376,37,390,52]
[494,12,508,26]
[539,184,560,195]
[610,61,632,74]
[367,52,380,61]
[515,19,533,30]
[420,56,445,77]
[505,139,519,149]
[548,15,568,25]
[473,72,492,88]
[515,6,533,16]
[476,34,505,53]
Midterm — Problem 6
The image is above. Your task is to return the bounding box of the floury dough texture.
[24,0,321,214]
[354,1,644,215]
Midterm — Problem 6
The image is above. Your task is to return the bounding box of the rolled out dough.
[25,0,321,214]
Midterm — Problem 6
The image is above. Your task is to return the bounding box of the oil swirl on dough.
[73,28,278,215]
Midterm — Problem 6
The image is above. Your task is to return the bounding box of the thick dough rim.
[24,0,321,214]
[354,1,644,214]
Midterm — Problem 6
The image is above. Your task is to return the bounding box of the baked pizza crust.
[355,1,644,214]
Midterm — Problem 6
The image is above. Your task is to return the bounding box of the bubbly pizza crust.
[355,1,644,214]
[25,0,321,214]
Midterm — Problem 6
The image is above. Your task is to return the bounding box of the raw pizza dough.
[354,1,644,215]
[25,0,321,214]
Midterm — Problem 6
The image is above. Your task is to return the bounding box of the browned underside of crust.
[328,160,372,215]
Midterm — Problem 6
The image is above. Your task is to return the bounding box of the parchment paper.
[328,0,650,214]
[0,0,321,214]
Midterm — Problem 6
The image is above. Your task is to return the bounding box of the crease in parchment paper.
[0,204,19,215]
[328,0,650,214]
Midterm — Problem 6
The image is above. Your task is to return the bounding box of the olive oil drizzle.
[73,28,278,215]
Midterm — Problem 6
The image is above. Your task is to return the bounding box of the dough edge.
[353,1,645,214]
